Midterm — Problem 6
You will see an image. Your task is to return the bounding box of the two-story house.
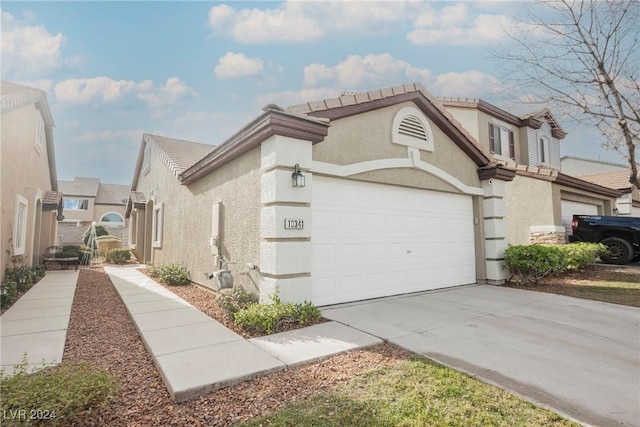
[1,81,63,270]
[58,177,129,245]
[440,97,621,246]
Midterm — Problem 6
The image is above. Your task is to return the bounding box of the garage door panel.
[312,177,476,306]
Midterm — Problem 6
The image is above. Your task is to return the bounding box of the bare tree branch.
[494,0,639,188]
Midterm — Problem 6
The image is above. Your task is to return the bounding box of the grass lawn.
[240,357,576,427]
[507,264,640,307]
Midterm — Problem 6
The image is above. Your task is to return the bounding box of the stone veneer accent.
[529,226,566,245]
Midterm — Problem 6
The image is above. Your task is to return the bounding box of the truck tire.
[600,237,634,265]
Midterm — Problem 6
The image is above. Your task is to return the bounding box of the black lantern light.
[292,163,305,188]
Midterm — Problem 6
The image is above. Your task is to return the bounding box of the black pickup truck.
[569,215,640,265]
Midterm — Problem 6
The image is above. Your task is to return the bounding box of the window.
[35,111,45,154]
[539,137,550,164]
[14,196,28,255]
[152,203,163,248]
[63,198,89,210]
[488,123,515,160]
[99,212,124,225]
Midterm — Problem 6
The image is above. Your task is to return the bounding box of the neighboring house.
[58,177,129,245]
[560,155,628,176]
[1,81,63,271]
[439,97,620,245]
[128,83,522,306]
[559,156,639,217]
[575,169,640,217]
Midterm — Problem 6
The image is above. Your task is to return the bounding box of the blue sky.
[2,1,626,185]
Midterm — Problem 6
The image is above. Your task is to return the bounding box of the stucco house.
[127,82,524,306]
[439,98,621,244]
[560,157,640,217]
[1,81,63,270]
[57,177,130,245]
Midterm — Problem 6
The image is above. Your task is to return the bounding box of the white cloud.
[256,87,340,109]
[71,129,144,144]
[1,11,82,78]
[429,70,507,97]
[54,77,196,114]
[172,111,209,127]
[408,11,513,46]
[16,79,53,93]
[303,54,431,88]
[136,77,196,109]
[55,77,148,103]
[214,52,264,79]
[207,1,514,46]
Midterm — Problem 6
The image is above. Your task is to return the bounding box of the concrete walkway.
[323,285,640,427]
[104,266,381,402]
[1,270,79,374]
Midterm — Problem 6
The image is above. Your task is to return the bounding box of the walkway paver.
[105,266,382,402]
[0,270,79,374]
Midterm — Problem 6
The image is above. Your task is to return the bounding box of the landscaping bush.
[233,293,321,334]
[104,249,131,265]
[96,237,121,254]
[82,225,110,248]
[149,263,190,286]
[504,242,605,285]
[54,251,81,259]
[0,279,17,309]
[217,287,258,320]
[0,358,120,425]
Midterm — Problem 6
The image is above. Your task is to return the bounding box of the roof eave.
[179,110,329,185]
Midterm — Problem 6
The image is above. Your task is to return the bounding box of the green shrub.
[54,251,80,259]
[504,243,605,285]
[150,263,191,286]
[558,242,607,270]
[0,280,17,309]
[82,225,110,248]
[234,293,322,334]
[103,249,131,265]
[96,238,121,254]
[0,358,120,425]
[217,287,258,320]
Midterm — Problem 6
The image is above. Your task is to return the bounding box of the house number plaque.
[284,218,304,230]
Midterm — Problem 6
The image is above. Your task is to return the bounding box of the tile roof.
[287,83,441,116]
[579,169,638,191]
[42,191,63,210]
[96,183,130,205]
[1,81,54,125]
[58,177,101,197]
[146,134,217,177]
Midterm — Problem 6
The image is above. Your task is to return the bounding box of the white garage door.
[633,206,640,217]
[312,176,476,306]
[561,200,598,235]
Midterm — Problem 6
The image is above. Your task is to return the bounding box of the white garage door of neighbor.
[312,176,476,306]
[561,200,599,235]
[633,206,640,217]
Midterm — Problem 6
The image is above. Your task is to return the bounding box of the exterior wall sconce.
[292,163,305,188]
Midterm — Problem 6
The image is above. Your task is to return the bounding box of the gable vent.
[398,115,428,142]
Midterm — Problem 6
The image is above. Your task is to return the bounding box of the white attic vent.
[398,115,428,141]
[392,106,434,152]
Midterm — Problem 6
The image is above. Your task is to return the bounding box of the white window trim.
[98,211,124,226]
[14,195,29,255]
[489,120,514,160]
[391,106,434,152]
[63,198,90,211]
[152,202,163,248]
[538,135,551,165]
[34,111,45,155]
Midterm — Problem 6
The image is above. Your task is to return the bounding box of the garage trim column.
[479,166,515,285]
[259,135,313,303]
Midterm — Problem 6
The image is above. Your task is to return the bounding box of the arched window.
[392,106,434,152]
[99,212,124,226]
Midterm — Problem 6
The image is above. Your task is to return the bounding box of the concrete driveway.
[322,285,640,427]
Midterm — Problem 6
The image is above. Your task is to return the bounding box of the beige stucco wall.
[94,204,127,225]
[1,104,56,272]
[313,102,481,191]
[134,143,262,292]
[443,107,481,142]
[62,197,95,222]
[505,176,556,246]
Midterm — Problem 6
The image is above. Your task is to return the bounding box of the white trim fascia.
[312,158,483,196]
[530,225,565,233]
